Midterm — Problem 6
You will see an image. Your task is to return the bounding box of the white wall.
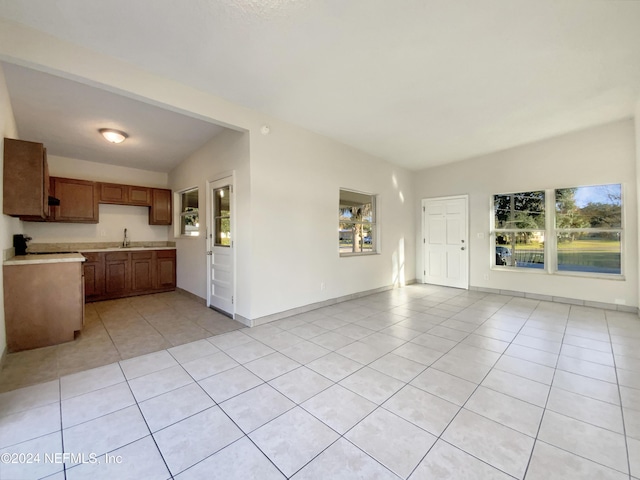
[0,64,21,358]
[168,129,251,318]
[47,155,168,186]
[249,120,415,319]
[23,155,170,244]
[415,119,638,307]
[169,120,415,322]
[636,103,640,309]
[0,20,416,323]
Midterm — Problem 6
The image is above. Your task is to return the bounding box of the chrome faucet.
[123,228,130,248]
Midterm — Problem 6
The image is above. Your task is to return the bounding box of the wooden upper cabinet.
[3,138,50,218]
[99,183,128,204]
[128,186,152,206]
[52,177,99,223]
[98,182,151,206]
[149,188,172,225]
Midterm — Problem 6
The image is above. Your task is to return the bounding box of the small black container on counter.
[13,234,32,256]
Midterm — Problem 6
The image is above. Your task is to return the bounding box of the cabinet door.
[128,186,152,206]
[83,253,105,299]
[53,178,99,223]
[3,138,48,218]
[105,252,130,295]
[156,250,176,289]
[131,251,154,292]
[99,183,128,204]
[149,189,172,225]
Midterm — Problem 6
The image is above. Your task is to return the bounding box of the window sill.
[340,252,380,258]
[491,266,625,281]
[554,271,625,281]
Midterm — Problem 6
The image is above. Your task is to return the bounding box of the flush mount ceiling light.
[99,128,128,144]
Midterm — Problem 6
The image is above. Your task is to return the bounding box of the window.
[492,184,622,276]
[555,184,621,274]
[494,191,545,269]
[339,189,377,255]
[214,186,231,246]
[179,188,199,237]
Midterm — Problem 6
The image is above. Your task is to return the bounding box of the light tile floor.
[0,291,244,392]
[1,284,639,479]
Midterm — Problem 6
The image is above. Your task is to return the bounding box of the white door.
[207,177,234,316]
[422,196,469,289]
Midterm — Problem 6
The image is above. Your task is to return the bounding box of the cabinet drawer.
[132,251,153,260]
[156,249,176,259]
[82,252,103,263]
[105,252,129,262]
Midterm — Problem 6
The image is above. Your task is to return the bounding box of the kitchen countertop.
[79,246,176,252]
[4,253,86,266]
[27,241,176,254]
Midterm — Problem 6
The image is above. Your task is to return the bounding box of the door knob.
[461,247,465,251]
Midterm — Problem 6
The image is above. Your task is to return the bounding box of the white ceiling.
[1,0,640,171]
[1,63,226,172]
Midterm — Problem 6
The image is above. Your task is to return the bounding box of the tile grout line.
[225,289,477,478]
[604,310,633,480]
[58,377,67,480]
[4,287,638,479]
[274,291,466,479]
[404,295,542,480]
[118,360,174,479]
[268,289,502,477]
[162,343,291,479]
[520,301,571,479]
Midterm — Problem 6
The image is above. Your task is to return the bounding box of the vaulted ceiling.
[1,0,639,171]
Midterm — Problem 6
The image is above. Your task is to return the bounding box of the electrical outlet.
[100,229,107,237]
[483,274,490,280]
[320,282,325,291]
[477,233,484,239]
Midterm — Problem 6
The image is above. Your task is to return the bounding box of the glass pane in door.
[214,186,231,246]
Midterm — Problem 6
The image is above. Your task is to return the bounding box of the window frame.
[175,186,200,238]
[338,188,379,257]
[493,190,546,271]
[491,184,624,279]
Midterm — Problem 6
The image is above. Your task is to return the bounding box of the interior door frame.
[421,194,470,289]
[206,171,236,318]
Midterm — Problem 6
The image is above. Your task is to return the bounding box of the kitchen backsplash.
[3,247,15,261]
[28,241,176,253]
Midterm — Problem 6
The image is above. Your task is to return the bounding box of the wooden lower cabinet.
[4,261,84,352]
[156,250,177,289]
[131,251,154,292]
[83,252,105,300]
[83,249,175,302]
[105,252,131,295]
